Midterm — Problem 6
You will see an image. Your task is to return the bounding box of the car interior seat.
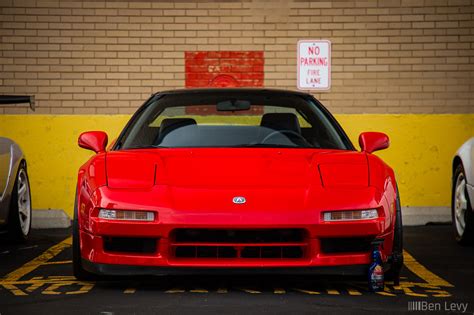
[156,118,197,145]
[260,113,302,134]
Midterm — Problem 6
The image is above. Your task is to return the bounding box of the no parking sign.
[297,40,331,91]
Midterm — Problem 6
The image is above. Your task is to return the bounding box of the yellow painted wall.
[1,114,473,217]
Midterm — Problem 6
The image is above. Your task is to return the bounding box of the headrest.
[158,118,197,142]
[260,113,301,134]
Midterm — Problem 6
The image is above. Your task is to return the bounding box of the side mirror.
[78,131,108,153]
[359,132,389,154]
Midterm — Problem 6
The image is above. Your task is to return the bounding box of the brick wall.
[0,0,473,115]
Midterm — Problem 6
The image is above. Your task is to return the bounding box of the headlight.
[322,209,378,222]
[98,209,155,222]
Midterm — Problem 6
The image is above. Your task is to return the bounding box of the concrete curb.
[402,206,451,226]
[32,209,71,229]
[31,207,452,229]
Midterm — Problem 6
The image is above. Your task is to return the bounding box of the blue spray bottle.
[368,242,384,292]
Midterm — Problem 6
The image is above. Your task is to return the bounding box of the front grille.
[174,228,305,243]
[171,229,307,259]
[241,246,303,258]
[175,246,237,258]
[320,237,373,254]
[103,237,157,254]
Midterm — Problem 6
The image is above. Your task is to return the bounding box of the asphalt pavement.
[0,225,473,315]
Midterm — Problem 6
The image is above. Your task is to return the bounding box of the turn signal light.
[98,209,155,222]
[323,209,378,222]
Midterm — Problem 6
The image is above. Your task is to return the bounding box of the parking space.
[0,225,472,314]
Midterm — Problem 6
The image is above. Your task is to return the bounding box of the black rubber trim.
[82,258,369,276]
[0,95,35,110]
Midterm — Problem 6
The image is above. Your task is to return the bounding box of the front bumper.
[82,258,372,276]
[80,216,393,272]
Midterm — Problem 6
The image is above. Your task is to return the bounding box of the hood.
[104,149,371,213]
[105,148,368,190]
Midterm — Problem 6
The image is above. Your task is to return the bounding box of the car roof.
[155,88,312,98]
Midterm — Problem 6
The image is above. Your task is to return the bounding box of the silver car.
[452,137,474,245]
[0,138,31,241]
[0,95,34,241]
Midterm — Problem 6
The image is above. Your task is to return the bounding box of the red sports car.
[73,88,403,285]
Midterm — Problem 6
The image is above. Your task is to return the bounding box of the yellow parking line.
[347,287,362,296]
[65,283,94,295]
[399,285,428,297]
[0,279,75,285]
[124,288,136,294]
[425,289,451,298]
[39,281,93,295]
[47,276,76,280]
[190,288,209,293]
[403,250,454,288]
[326,288,340,295]
[0,236,455,297]
[26,281,44,292]
[42,283,64,295]
[238,288,261,294]
[42,260,73,265]
[376,290,396,297]
[0,237,75,296]
[1,284,28,296]
[292,288,320,295]
[165,288,185,293]
[2,237,72,282]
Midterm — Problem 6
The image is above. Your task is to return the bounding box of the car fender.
[366,153,398,228]
[454,137,474,208]
[0,138,25,225]
[76,153,107,233]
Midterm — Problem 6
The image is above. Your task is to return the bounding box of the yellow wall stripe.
[1,114,473,216]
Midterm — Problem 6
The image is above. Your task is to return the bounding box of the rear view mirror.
[359,132,389,154]
[78,131,108,153]
[217,99,251,111]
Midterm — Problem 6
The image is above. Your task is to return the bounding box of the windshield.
[116,91,352,150]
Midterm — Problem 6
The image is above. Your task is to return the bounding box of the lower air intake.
[171,229,308,259]
[320,237,373,254]
[103,237,157,254]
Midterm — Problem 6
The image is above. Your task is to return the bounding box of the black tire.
[385,187,403,286]
[72,192,97,281]
[7,162,32,242]
[452,163,474,245]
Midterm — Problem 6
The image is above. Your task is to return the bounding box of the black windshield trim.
[112,90,355,152]
[113,93,160,150]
